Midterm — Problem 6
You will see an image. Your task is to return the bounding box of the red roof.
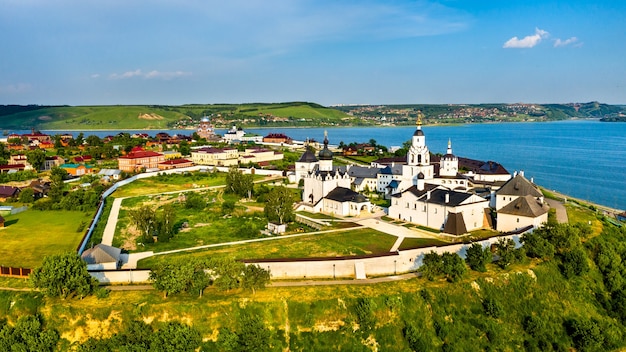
[0,164,25,170]
[159,158,192,165]
[119,150,163,159]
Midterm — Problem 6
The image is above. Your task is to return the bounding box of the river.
[16,119,626,210]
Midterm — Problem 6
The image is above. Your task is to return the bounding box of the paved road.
[545,198,568,223]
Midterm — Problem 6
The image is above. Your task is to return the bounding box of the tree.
[521,230,555,260]
[242,264,270,294]
[18,187,35,203]
[237,312,271,352]
[149,322,201,352]
[495,238,516,269]
[27,149,46,171]
[225,166,253,198]
[149,260,195,298]
[0,315,60,352]
[441,252,466,282]
[211,258,246,291]
[86,134,102,147]
[419,251,443,281]
[178,140,191,156]
[157,204,176,242]
[48,166,68,203]
[184,192,206,210]
[264,186,295,224]
[465,243,492,272]
[29,252,97,299]
[560,246,590,278]
[129,205,157,243]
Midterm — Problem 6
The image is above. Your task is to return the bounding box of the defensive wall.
[243,233,522,280]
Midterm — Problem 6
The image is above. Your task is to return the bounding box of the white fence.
[246,234,522,280]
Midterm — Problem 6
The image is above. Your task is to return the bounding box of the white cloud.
[503,28,549,48]
[108,69,190,80]
[554,37,579,47]
[90,74,100,79]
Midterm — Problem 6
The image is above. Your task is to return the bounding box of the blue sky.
[1,0,625,105]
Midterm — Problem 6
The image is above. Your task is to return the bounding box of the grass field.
[111,173,230,198]
[397,237,449,250]
[0,210,91,268]
[138,228,397,268]
[0,102,357,130]
[0,105,188,130]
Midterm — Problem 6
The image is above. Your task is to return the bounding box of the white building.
[497,195,549,232]
[301,132,371,216]
[388,181,490,235]
[494,172,543,210]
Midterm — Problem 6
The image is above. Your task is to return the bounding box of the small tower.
[295,138,319,183]
[440,139,459,177]
[318,131,333,172]
[407,111,429,166]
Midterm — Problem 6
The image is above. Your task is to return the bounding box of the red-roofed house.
[158,158,194,170]
[118,148,165,172]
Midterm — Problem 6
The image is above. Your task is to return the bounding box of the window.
[517,218,520,223]
[434,208,437,214]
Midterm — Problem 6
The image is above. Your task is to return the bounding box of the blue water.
[15,120,626,210]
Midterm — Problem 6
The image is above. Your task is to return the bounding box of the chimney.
[530,177,534,183]
[427,191,431,200]
[513,170,517,177]
[520,170,524,177]
[445,193,450,203]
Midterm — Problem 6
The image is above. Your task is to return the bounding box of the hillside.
[1,102,623,130]
[0,102,360,130]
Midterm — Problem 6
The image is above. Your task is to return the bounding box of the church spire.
[447,138,452,155]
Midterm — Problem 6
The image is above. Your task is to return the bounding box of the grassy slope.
[0,210,91,268]
[0,102,354,130]
[139,228,397,268]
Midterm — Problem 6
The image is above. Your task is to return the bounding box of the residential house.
[190,147,239,166]
[158,158,194,170]
[263,133,293,144]
[42,156,65,171]
[60,163,94,176]
[81,244,121,270]
[497,194,549,232]
[0,164,26,173]
[0,186,20,201]
[117,147,165,172]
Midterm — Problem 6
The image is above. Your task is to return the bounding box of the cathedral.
[295,114,546,235]
[299,132,372,217]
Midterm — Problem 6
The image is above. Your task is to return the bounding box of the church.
[299,132,372,217]
[295,113,548,235]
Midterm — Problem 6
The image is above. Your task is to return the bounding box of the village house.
[0,164,26,173]
[190,147,239,166]
[60,163,94,177]
[158,158,194,170]
[263,133,293,144]
[0,186,21,201]
[239,147,283,165]
[42,156,65,171]
[117,147,165,172]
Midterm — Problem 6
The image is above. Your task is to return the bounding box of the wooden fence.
[0,266,31,278]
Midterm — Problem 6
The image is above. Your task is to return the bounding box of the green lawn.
[138,228,397,268]
[397,237,449,250]
[0,210,91,268]
[111,173,229,198]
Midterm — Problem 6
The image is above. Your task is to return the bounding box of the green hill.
[0,105,189,130]
[0,102,358,130]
